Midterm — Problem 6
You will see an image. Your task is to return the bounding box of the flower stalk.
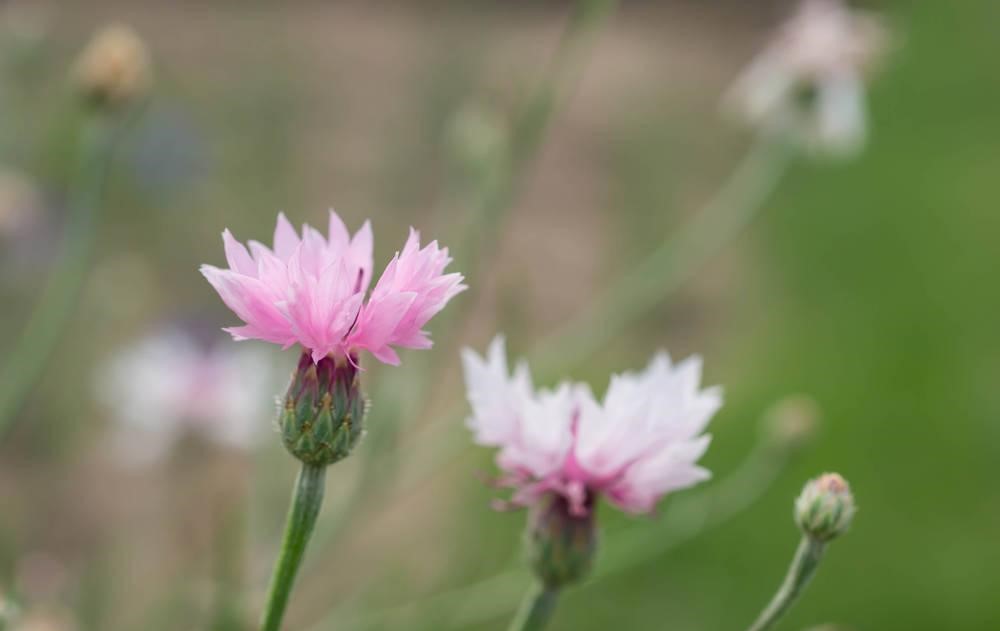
[259,463,327,631]
[508,582,560,631]
[745,473,856,631]
[746,536,825,631]
[0,114,117,439]
[533,130,793,375]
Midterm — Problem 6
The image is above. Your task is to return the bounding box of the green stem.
[533,131,793,376]
[295,0,620,597]
[433,0,619,343]
[508,583,559,631]
[259,463,327,631]
[0,114,117,439]
[314,429,789,631]
[746,537,826,631]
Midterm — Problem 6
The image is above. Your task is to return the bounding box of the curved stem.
[259,463,327,631]
[0,115,117,438]
[746,537,826,631]
[595,441,787,581]
[419,0,619,366]
[508,583,559,631]
[313,433,789,631]
[533,132,793,376]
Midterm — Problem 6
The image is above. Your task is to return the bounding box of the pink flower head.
[201,211,466,365]
[462,336,722,516]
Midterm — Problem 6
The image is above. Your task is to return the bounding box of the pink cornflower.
[97,328,276,464]
[201,211,466,365]
[462,336,722,516]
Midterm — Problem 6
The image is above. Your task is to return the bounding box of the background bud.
[525,493,597,589]
[795,473,856,542]
[279,352,366,466]
[762,394,821,452]
[74,24,150,109]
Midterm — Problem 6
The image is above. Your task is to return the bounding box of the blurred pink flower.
[97,329,276,464]
[725,0,888,157]
[202,211,466,365]
[462,337,722,515]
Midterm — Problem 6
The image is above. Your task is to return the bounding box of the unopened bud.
[525,493,597,589]
[74,24,150,110]
[795,473,856,542]
[762,394,820,452]
[279,352,367,466]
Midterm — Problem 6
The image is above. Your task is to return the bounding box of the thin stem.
[368,130,794,497]
[0,114,117,439]
[312,432,789,631]
[533,132,793,375]
[508,583,559,631]
[746,537,826,631]
[595,441,788,581]
[297,0,620,592]
[429,0,619,354]
[259,463,327,631]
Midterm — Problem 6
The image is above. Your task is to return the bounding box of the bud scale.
[279,352,366,466]
[525,493,597,589]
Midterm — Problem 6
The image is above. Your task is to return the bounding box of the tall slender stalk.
[299,0,620,587]
[508,583,559,631]
[746,537,826,631]
[308,429,791,631]
[259,463,327,631]
[0,114,117,438]
[532,132,793,375]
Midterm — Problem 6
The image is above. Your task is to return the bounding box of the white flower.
[96,328,276,464]
[462,336,722,515]
[725,0,888,157]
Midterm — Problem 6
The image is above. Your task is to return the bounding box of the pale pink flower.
[96,329,276,464]
[462,336,722,515]
[725,0,888,157]
[201,211,466,365]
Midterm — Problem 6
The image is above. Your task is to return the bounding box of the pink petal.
[273,212,300,261]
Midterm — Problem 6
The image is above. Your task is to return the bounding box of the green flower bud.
[794,473,856,542]
[525,493,598,589]
[279,352,366,466]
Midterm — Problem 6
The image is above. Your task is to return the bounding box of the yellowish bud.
[762,394,821,451]
[74,24,150,109]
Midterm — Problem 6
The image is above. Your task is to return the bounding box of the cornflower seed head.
[526,492,598,589]
[795,472,856,542]
[280,351,367,466]
[74,24,150,110]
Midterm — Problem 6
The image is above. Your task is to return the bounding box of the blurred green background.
[0,1,998,630]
